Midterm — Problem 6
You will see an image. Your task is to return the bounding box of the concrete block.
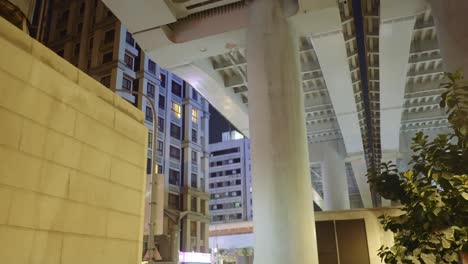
[104,239,139,264]
[19,119,47,156]
[31,39,78,83]
[115,110,148,144]
[8,189,38,228]
[30,230,63,264]
[39,161,70,198]
[63,202,107,236]
[78,71,114,105]
[0,16,32,52]
[62,235,106,264]
[108,184,143,215]
[29,59,79,102]
[48,97,77,137]
[115,134,146,167]
[0,186,12,224]
[110,158,144,190]
[69,171,110,207]
[79,144,111,179]
[94,97,115,128]
[0,225,35,264]
[36,195,66,232]
[74,113,116,154]
[106,211,141,240]
[114,94,145,123]
[0,107,22,149]
[0,146,41,191]
[44,130,82,169]
[0,35,33,82]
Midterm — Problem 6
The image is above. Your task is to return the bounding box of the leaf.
[420,253,436,264]
[462,192,468,200]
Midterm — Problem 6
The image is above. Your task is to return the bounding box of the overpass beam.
[247,0,318,263]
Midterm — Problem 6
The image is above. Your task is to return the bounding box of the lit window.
[148,131,153,149]
[171,102,181,119]
[191,108,198,123]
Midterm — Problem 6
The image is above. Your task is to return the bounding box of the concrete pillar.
[78,0,93,70]
[322,147,350,211]
[246,0,319,263]
[348,156,373,208]
[430,0,468,74]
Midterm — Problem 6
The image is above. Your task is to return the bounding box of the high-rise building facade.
[44,0,210,256]
[208,131,252,224]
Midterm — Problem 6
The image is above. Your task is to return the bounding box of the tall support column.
[430,1,468,74]
[322,145,350,211]
[247,0,318,263]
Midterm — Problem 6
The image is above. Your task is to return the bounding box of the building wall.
[0,16,147,264]
[45,0,210,254]
[209,137,252,224]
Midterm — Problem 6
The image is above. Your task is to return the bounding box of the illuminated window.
[191,108,198,123]
[171,102,181,119]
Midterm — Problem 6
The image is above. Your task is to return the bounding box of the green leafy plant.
[367,71,468,264]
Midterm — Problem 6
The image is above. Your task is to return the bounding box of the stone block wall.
[0,17,148,264]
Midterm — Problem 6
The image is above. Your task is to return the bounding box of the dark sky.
[209,104,241,144]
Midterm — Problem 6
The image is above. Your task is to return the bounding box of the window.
[168,193,180,210]
[100,75,111,88]
[102,51,113,63]
[145,106,153,122]
[157,164,163,174]
[160,73,166,88]
[124,53,134,69]
[146,158,152,174]
[148,60,156,74]
[104,29,115,44]
[172,81,182,97]
[126,31,135,46]
[169,146,180,160]
[170,123,181,139]
[191,173,197,188]
[191,198,197,213]
[79,3,85,15]
[158,95,165,109]
[191,108,198,123]
[201,201,206,215]
[158,117,164,132]
[191,151,197,165]
[56,49,64,57]
[157,140,163,155]
[74,43,80,57]
[77,23,83,34]
[192,129,197,143]
[148,132,153,149]
[192,89,198,101]
[122,77,132,90]
[169,169,180,185]
[190,221,197,236]
[147,83,155,98]
[171,102,181,119]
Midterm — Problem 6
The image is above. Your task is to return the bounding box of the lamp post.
[114,88,159,264]
[164,209,191,264]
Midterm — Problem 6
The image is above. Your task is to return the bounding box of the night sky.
[209,104,242,144]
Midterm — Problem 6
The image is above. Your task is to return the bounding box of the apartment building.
[44,0,210,255]
[209,131,252,224]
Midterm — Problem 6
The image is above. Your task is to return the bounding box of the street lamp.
[114,88,159,264]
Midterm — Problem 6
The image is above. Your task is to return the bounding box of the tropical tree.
[367,71,468,264]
